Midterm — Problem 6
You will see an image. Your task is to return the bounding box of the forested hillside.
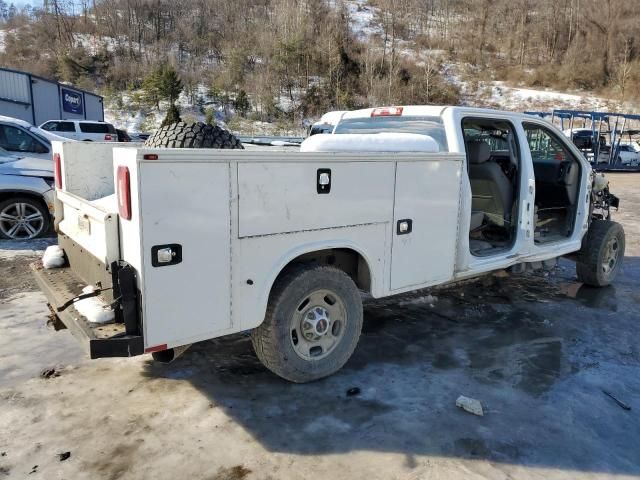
[1,0,639,132]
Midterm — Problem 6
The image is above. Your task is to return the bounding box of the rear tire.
[576,219,625,287]
[251,265,363,383]
[144,122,244,149]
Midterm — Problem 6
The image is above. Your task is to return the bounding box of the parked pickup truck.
[32,107,624,383]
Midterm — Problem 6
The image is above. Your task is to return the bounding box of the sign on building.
[61,88,84,115]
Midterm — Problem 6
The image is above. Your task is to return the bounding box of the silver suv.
[0,147,54,240]
[0,115,69,160]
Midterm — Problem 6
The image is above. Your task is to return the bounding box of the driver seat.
[466,140,513,226]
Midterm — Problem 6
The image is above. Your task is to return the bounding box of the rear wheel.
[251,265,363,383]
[0,197,49,240]
[576,219,625,287]
[144,122,243,149]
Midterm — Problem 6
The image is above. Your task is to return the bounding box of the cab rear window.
[333,116,449,151]
[79,123,115,134]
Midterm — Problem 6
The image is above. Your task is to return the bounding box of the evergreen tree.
[142,69,162,110]
[161,103,182,127]
[205,107,216,125]
[234,90,250,117]
[158,66,183,104]
[0,0,8,20]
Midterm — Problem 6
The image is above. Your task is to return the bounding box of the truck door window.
[523,123,581,243]
[462,118,520,257]
[0,125,47,154]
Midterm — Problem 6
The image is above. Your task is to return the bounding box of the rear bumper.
[31,263,144,358]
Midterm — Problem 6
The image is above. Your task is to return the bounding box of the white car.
[0,115,71,161]
[615,144,640,166]
[40,120,118,142]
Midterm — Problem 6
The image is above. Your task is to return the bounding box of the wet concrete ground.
[0,174,639,480]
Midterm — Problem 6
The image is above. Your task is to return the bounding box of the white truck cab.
[32,107,624,382]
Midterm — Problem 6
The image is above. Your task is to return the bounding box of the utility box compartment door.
[390,160,462,291]
[237,162,395,237]
[139,162,231,348]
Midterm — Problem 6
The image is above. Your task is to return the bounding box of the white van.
[40,120,118,142]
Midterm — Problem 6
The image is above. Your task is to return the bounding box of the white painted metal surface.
[138,161,232,348]
[391,160,463,290]
[233,223,390,331]
[57,190,120,266]
[56,142,122,200]
[238,161,395,237]
[300,133,440,153]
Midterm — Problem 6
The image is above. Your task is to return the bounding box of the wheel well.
[0,191,47,209]
[278,248,372,292]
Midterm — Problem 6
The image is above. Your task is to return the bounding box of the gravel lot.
[1,174,639,480]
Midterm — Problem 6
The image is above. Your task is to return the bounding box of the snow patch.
[42,245,65,269]
[300,132,440,153]
[345,0,382,39]
[73,286,115,324]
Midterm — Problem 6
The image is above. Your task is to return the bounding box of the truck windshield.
[333,116,448,151]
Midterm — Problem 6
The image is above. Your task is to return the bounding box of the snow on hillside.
[0,29,7,53]
[345,0,381,39]
[104,86,307,136]
[463,81,621,112]
[101,0,627,134]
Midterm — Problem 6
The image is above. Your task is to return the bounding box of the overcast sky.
[10,0,43,7]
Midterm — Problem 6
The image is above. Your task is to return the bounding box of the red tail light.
[371,107,403,117]
[117,166,131,220]
[105,134,113,141]
[53,153,62,189]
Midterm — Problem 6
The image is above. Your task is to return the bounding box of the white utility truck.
[32,107,624,383]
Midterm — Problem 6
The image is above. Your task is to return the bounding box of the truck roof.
[339,105,555,122]
[340,106,446,119]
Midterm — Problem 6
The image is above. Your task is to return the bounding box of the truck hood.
[0,157,53,178]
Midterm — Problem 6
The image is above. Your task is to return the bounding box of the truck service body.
[32,106,623,382]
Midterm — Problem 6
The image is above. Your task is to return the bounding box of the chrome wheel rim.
[290,289,347,361]
[0,202,45,239]
[601,236,620,276]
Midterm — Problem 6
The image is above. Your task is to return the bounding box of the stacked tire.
[144,122,243,149]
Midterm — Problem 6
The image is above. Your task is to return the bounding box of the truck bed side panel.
[232,222,390,331]
[138,161,231,348]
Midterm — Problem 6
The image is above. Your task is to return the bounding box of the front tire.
[251,265,363,383]
[576,219,625,287]
[0,196,49,240]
